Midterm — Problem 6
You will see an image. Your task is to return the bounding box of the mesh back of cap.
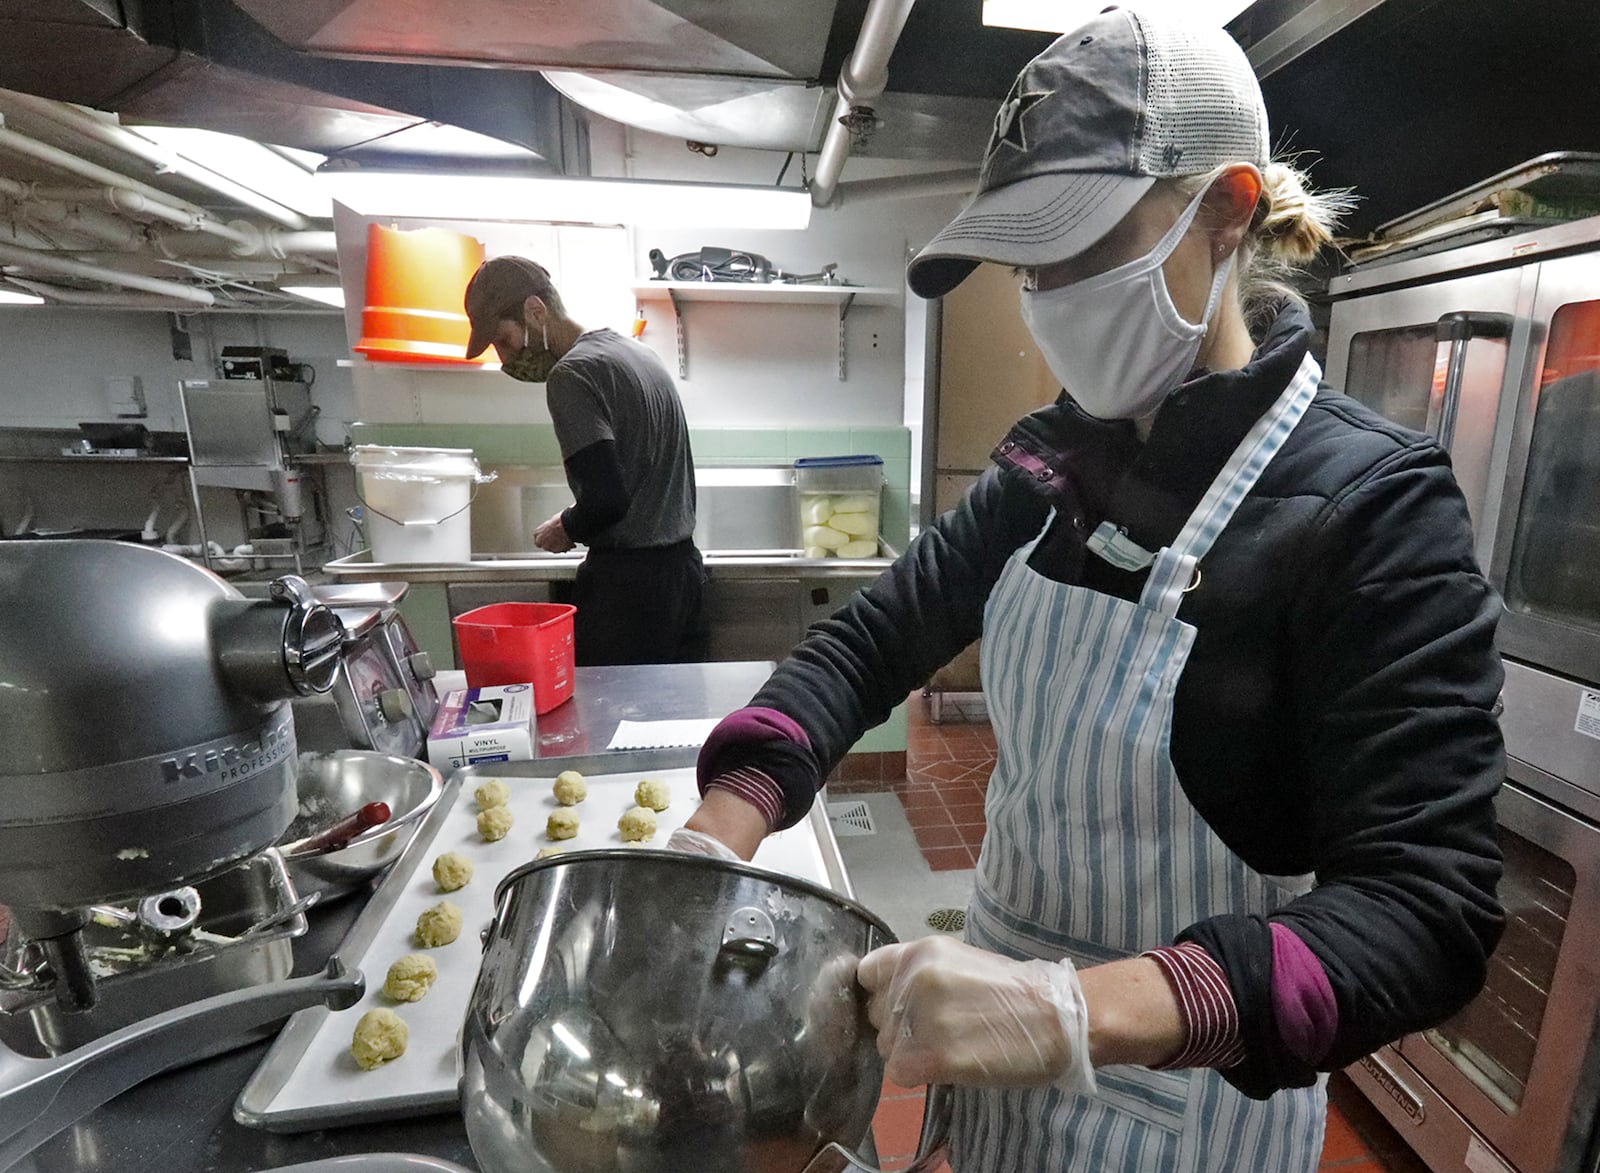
[1136,15,1269,176]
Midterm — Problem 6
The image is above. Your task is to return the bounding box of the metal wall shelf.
[630,281,900,382]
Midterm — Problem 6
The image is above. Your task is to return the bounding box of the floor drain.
[926,908,966,933]
[826,800,877,836]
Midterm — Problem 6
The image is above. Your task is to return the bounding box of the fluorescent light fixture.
[983,0,1255,32]
[317,171,813,231]
[282,285,346,308]
[131,126,333,219]
[0,289,45,305]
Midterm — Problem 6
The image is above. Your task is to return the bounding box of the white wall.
[0,306,360,546]
[341,123,965,431]
[0,306,357,447]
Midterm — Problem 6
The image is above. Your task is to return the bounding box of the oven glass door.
[1503,297,1600,636]
[1343,323,1438,431]
[1396,774,1600,1173]
[1491,251,1600,684]
[1327,268,1527,557]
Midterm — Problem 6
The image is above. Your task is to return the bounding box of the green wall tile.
[848,427,911,461]
[850,700,908,753]
[880,493,911,551]
[881,458,911,491]
[398,583,456,669]
[688,429,730,458]
[784,428,847,459]
[720,429,788,459]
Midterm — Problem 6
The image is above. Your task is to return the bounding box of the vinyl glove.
[857,936,1096,1094]
[663,827,741,862]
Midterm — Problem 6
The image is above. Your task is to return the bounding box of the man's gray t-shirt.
[545,328,696,550]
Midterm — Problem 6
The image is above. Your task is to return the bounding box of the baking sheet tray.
[236,748,852,1132]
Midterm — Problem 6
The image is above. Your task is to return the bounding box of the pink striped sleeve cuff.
[1144,942,1247,1071]
[705,768,785,833]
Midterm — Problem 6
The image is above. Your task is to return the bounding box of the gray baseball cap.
[907,6,1269,300]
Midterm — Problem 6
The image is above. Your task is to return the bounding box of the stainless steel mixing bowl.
[461,850,950,1173]
[279,752,443,900]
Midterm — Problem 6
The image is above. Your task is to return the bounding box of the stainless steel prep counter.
[323,547,896,583]
[5,661,877,1173]
[322,549,897,669]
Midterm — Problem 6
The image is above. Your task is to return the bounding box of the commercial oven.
[1326,217,1600,1173]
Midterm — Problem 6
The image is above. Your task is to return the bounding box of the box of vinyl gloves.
[427,683,536,770]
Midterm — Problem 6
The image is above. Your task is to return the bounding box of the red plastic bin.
[451,602,576,714]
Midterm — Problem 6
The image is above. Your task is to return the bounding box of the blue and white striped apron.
[953,354,1327,1172]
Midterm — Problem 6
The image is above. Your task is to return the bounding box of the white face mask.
[1018,186,1234,421]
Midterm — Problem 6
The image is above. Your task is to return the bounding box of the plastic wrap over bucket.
[351,445,494,564]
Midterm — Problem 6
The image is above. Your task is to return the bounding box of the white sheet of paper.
[606,718,721,750]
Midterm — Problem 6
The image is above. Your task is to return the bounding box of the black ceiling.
[824,0,1600,241]
[822,0,1055,100]
[1257,0,1600,237]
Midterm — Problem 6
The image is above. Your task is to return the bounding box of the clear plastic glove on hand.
[857,936,1097,1094]
[664,827,741,862]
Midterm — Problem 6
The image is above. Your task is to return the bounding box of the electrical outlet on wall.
[107,376,146,418]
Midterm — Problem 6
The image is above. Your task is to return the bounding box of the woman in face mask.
[670,7,1505,1172]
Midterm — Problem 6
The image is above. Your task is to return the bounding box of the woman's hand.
[857,937,1095,1093]
[674,789,768,861]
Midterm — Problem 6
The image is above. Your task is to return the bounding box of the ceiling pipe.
[6,197,145,249]
[31,185,256,249]
[809,0,919,209]
[262,231,338,258]
[0,91,309,230]
[0,240,215,306]
[0,120,256,248]
[831,168,978,205]
[4,277,203,310]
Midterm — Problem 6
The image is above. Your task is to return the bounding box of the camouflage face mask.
[500,317,557,383]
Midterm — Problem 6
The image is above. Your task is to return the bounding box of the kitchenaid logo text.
[159,717,294,785]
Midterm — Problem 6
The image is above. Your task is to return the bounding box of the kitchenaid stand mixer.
[0,541,366,1165]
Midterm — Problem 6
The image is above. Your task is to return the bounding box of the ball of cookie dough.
[618,805,657,842]
[634,778,672,812]
[535,846,565,860]
[415,900,463,948]
[552,770,588,806]
[546,808,579,841]
[478,804,515,842]
[383,953,438,1002]
[431,851,474,892]
[351,1007,408,1070]
[474,779,510,809]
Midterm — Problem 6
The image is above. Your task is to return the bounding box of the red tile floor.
[843,691,1430,1172]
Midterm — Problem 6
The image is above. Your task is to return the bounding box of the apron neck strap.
[1141,352,1322,614]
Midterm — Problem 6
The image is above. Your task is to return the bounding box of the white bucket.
[351,445,493,564]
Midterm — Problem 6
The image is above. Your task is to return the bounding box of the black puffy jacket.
[717,302,1506,1097]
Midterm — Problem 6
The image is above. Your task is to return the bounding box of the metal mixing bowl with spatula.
[461,849,950,1173]
[278,751,443,901]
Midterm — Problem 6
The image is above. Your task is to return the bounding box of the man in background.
[465,256,703,665]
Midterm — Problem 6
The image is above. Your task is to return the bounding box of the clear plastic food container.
[794,455,884,559]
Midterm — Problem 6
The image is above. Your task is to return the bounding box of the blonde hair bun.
[1253,161,1352,264]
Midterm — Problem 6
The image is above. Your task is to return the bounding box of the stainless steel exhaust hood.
[228,0,842,82]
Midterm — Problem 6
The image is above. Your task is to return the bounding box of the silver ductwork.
[231,0,842,82]
[0,0,568,167]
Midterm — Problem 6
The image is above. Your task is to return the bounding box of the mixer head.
[0,541,343,1009]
